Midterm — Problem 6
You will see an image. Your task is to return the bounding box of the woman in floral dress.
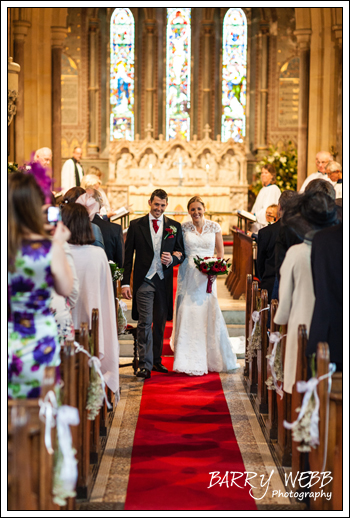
[8,172,73,399]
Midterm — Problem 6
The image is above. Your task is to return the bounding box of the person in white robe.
[299,150,333,192]
[251,164,281,230]
[61,147,84,193]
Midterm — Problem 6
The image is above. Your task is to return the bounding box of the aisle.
[124,358,256,511]
[84,361,296,510]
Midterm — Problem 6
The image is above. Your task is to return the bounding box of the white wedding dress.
[172,220,239,376]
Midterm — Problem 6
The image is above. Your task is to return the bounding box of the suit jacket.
[123,214,185,321]
[275,223,302,280]
[306,224,343,367]
[92,214,124,268]
[256,220,281,301]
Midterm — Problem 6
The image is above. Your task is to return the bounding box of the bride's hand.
[172,251,182,260]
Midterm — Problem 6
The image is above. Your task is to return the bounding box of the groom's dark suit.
[123,214,185,370]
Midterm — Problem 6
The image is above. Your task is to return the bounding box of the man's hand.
[161,252,173,267]
[121,286,132,300]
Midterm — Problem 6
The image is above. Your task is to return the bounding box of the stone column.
[145,21,156,133]
[88,18,100,158]
[51,26,67,188]
[201,21,213,130]
[13,19,31,165]
[294,29,311,190]
[257,23,269,156]
[332,25,342,165]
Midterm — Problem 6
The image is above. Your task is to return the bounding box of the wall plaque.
[278,56,299,127]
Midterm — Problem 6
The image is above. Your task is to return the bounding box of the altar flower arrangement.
[108,260,124,283]
[164,225,177,240]
[193,256,231,293]
[250,141,298,196]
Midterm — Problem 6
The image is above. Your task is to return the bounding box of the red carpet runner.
[124,359,257,511]
[124,264,256,510]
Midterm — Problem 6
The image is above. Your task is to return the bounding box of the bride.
[171,196,240,376]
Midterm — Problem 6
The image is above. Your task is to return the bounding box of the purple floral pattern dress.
[8,239,60,399]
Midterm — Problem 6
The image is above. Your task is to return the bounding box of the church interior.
[7,7,345,513]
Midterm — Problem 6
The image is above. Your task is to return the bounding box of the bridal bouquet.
[193,256,231,293]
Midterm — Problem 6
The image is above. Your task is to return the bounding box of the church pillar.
[256,22,269,156]
[332,24,342,165]
[145,20,156,134]
[51,26,67,188]
[294,29,311,190]
[201,21,213,130]
[88,18,100,158]
[12,19,31,166]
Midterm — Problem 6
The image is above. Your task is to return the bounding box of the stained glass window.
[110,8,135,140]
[166,8,191,140]
[222,8,247,142]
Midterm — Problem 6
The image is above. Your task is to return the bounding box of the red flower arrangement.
[193,256,231,293]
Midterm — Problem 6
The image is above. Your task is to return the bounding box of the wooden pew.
[244,274,253,378]
[246,281,260,395]
[265,299,279,440]
[90,308,101,464]
[8,367,59,511]
[74,322,92,499]
[256,288,269,414]
[309,343,343,511]
[291,324,308,487]
[59,340,78,511]
[226,227,253,299]
[275,325,292,467]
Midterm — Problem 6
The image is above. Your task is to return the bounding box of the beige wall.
[295,7,342,176]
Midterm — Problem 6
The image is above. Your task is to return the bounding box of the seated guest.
[62,187,105,250]
[86,189,124,269]
[325,160,342,199]
[274,191,339,394]
[307,223,343,371]
[275,179,336,280]
[257,191,297,303]
[50,243,80,346]
[250,164,281,231]
[61,203,120,396]
[81,173,113,219]
[8,172,73,399]
[247,204,279,241]
[62,186,86,204]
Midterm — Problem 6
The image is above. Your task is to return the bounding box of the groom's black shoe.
[136,368,151,380]
[152,363,168,373]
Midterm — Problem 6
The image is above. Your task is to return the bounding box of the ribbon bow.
[39,390,58,454]
[284,363,337,448]
[250,306,270,337]
[56,405,80,492]
[268,332,287,399]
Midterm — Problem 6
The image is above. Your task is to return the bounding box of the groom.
[121,189,185,380]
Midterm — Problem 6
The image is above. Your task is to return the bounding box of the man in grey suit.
[121,189,185,380]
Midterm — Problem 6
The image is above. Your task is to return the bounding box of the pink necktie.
[152,219,159,233]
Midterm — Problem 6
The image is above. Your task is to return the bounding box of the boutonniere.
[164,225,177,240]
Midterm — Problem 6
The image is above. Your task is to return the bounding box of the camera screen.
[47,206,61,224]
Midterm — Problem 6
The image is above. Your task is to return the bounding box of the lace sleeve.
[181,221,194,234]
[203,220,222,234]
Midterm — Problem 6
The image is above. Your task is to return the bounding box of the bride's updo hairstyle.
[187,196,205,211]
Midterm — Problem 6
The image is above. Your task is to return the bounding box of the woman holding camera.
[8,172,73,399]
